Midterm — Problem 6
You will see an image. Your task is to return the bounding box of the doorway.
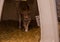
[0,0,41,42]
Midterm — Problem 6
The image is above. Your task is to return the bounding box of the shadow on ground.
[0,20,40,42]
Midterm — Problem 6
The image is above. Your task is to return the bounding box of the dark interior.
[1,0,39,27]
[1,0,39,21]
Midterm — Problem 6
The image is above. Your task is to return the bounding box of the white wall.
[37,0,59,42]
[0,0,4,21]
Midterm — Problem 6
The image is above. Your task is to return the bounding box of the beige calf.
[21,10,31,32]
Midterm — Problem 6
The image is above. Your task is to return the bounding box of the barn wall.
[1,0,18,21]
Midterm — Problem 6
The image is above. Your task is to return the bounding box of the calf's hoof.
[25,29,28,32]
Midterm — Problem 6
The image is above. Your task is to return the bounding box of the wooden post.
[37,0,59,42]
[0,0,4,21]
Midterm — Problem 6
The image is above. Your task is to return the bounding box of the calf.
[19,1,31,32]
[21,10,31,32]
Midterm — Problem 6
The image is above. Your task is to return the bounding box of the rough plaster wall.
[1,1,19,21]
[29,0,39,20]
[1,0,39,21]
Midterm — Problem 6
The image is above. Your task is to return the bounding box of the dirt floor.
[0,21,40,42]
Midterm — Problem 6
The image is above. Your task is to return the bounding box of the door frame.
[0,0,4,21]
[37,0,59,42]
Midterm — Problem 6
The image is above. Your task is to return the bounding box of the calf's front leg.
[23,19,31,32]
